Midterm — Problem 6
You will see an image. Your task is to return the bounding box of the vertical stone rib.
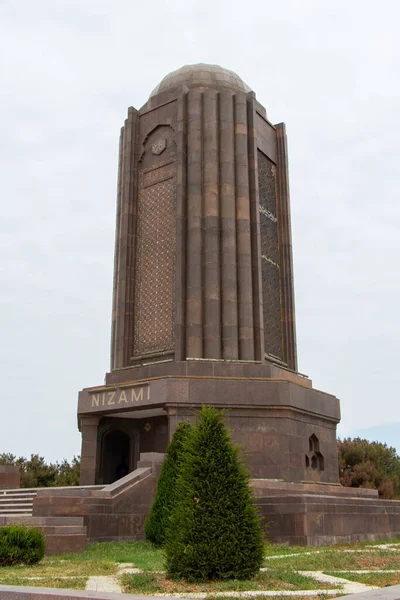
[219,91,239,360]
[112,108,138,369]
[203,89,221,358]
[186,90,203,358]
[125,108,139,365]
[234,92,254,360]
[276,123,298,371]
[247,93,264,361]
[110,127,124,370]
[175,92,188,361]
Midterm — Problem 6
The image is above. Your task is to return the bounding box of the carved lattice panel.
[133,161,176,356]
[258,150,283,361]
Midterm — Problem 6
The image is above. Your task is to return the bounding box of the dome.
[150,63,251,98]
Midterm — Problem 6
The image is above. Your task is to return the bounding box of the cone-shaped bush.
[165,406,264,581]
[145,421,193,546]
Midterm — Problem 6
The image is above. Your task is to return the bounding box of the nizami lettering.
[90,386,150,409]
[131,387,143,402]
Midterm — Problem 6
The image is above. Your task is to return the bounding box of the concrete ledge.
[1,583,400,600]
[37,486,104,498]
[95,467,152,498]
[339,585,400,600]
[0,584,177,599]
[251,479,379,497]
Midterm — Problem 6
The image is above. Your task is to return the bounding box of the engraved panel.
[143,162,175,188]
[133,158,176,356]
[258,149,283,361]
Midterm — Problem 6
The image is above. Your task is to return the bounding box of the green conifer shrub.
[0,525,45,566]
[165,406,264,581]
[145,421,193,546]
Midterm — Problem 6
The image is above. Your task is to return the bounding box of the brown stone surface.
[77,371,339,484]
[257,489,400,545]
[0,465,20,489]
[0,516,87,556]
[33,460,160,543]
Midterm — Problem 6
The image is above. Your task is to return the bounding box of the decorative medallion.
[144,422,152,433]
[151,138,167,155]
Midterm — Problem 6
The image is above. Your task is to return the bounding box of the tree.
[338,438,400,498]
[0,454,81,488]
[165,406,264,581]
[145,421,193,546]
[54,457,81,487]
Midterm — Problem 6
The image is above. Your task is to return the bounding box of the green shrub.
[164,406,264,581]
[145,421,193,546]
[0,525,45,566]
[338,438,400,498]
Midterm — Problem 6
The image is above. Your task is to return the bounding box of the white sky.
[1,0,399,461]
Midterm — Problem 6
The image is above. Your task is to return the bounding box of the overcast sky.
[1,0,399,462]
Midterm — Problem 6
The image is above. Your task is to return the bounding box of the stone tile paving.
[86,576,122,593]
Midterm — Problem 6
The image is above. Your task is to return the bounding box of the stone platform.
[27,454,400,549]
[253,480,400,545]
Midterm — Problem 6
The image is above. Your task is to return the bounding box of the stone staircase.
[0,454,164,555]
[0,514,88,555]
[0,487,37,516]
[0,487,100,555]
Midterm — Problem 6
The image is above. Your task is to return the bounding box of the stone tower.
[78,64,340,487]
[110,64,297,372]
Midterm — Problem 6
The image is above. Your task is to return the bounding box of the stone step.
[0,499,35,505]
[0,488,38,494]
[0,514,88,555]
[39,525,87,535]
[0,515,86,526]
[0,507,33,512]
[0,497,34,504]
[0,491,37,497]
[0,509,33,515]
[0,495,36,501]
[0,508,33,513]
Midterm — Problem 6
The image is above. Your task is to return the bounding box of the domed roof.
[150,63,251,98]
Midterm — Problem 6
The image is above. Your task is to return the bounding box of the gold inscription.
[118,390,128,403]
[90,386,150,409]
[132,388,143,402]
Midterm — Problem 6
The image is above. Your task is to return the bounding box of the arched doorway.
[101,429,131,484]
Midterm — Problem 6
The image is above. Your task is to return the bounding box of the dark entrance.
[101,429,130,484]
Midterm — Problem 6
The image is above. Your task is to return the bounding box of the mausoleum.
[77,63,340,488]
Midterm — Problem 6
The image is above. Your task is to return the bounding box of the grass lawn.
[325,571,400,587]
[84,540,164,570]
[266,549,400,571]
[0,540,163,581]
[121,569,338,594]
[0,577,87,590]
[0,537,399,594]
